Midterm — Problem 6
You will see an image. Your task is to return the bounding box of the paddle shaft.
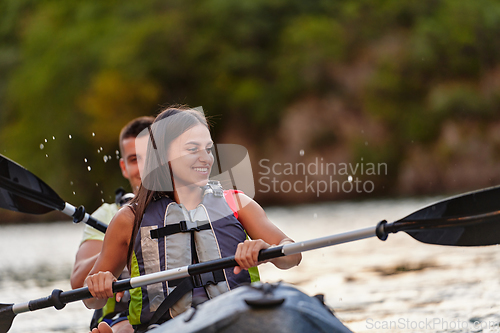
[62,203,107,233]
[10,199,500,315]
[8,203,500,315]
[8,225,378,315]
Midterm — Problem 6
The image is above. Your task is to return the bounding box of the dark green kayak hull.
[151,282,352,333]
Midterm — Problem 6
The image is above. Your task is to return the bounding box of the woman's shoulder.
[108,205,135,228]
[223,190,261,215]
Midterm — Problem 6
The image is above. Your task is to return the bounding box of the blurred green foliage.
[1,0,500,215]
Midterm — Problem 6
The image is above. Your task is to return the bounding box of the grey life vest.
[128,182,252,325]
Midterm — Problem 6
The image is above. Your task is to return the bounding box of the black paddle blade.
[392,186,500,246]
[0,154,65,214]
[0,304,16,333]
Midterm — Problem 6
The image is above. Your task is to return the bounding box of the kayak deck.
[151,282,352,333]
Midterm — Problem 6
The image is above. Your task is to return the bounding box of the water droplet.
[313,213,317,218]
[361,157,364,161]
[96,183,99,187]
[299,150,305,156]
[97,149,100,153]
[100,190,104,194]
[108,155,112,160]
[84,158,88,163]
[92,132,95,137]
[73,191,76,195]
[348,175,353,182]
[70,181,74,185]
[44,139,47,143]
[115,150,120,155]
[52,136,56,140]
[87,166,92,171]
[69,135,72,139]
[364,141,368,146]
[101,199,105,202]
[40,144,44,150]
[45,154,49,157]
[103,156,108,163]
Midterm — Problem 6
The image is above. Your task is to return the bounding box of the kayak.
[150,282,352,333]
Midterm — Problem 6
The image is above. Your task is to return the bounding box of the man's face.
[119,135,148,194]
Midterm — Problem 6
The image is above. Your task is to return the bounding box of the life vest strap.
[168,269,225,288]
[150,221,211,239]
[135,278,193,333]
[194,269,226,288]
[142,269,226,331]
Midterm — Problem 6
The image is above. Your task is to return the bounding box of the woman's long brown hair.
[126,106,209,268]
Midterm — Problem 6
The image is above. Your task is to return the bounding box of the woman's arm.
[231,192,301,274]
[83,207,134,309]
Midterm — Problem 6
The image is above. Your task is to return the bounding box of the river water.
[1,197,500,333]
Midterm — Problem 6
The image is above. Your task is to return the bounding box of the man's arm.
[70,240,103,289]
[71,203,117,289]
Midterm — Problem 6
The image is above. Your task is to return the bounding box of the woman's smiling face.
[167,124,214,189]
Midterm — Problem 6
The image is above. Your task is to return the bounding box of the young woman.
[84,107,301,333]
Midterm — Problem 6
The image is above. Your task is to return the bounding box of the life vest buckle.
[191,270,224,288]
[205,180,224,197]
[192,274,203,288]
[179,220,188,232]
